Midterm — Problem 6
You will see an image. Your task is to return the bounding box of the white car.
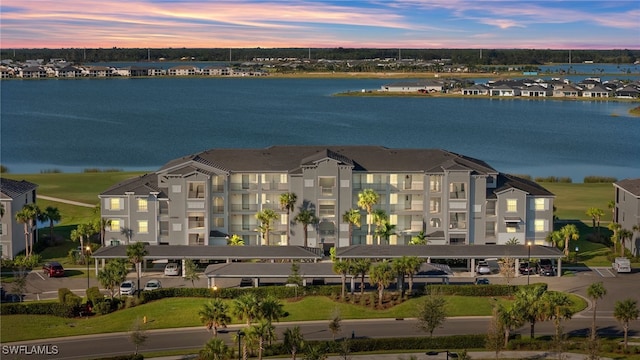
[164,263,181,276]
[143,279,162,291]
[119,280,136,296]
[476,261,491,275]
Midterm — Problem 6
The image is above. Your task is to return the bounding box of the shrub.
[424,284,544,297]
[534,176,572,183]
[139,285,342,303]
[1,303,76,317]
[86,286,103,304]
[583,176,617,183]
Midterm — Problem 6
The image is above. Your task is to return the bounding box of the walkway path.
[38,195,95,208]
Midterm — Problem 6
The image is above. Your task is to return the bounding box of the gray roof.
[614,178,640,197]
[100,173,165,197]
[0,178,37,200]
[335,245,564,259]
[92,244,323,260]
[159,146,498,175]
[490,174,554,198]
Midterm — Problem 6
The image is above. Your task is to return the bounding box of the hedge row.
[1,302,77,317]
[90,355,143,360]
[139,284,342,302]
[424,283,547,297]
[265,335,486,356]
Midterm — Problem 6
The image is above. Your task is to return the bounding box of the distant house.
[521,85,551,97]
[202,66,232,76]
[20,66,48,78]
[381,80,444,92]
[613,179,640,256]
[87,66,112,77]
[0,179,38,259]
[489,85,519,97]
[0,66,16,78]
[57,65,83,78]
[462,84,489,95]
[168,65,199,76]
[615,85,640,99]
[552,84,582,97]
[582,85,611,98]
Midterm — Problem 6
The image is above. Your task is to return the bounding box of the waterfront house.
[462,84,490,96]
[615,85,640,99]
[86,66,112,77]
[613,178,640,256]
[489,84,519,97]
[19,66,48,78]
[57,65,83,78]
[99,146,554,249]
[168,65,199,76]
[552,84,582,97]
[381,80,444,92]
[0,179,38,259]
[202,66,232,76]
[520,85,552,97]
[0,66,16,78]
[582,85,611,98]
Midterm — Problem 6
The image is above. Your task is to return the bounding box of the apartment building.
[99,146,554,249]
[613,178,640,256]
[0,178,38,259]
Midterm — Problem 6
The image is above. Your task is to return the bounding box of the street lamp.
[85,245,92,289]
[237,330,244,360]
[575,246,579,263]
[527,241,532,286]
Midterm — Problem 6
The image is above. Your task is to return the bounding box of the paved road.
[3,268,638,359]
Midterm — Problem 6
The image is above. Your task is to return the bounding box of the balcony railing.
[353,183,387,191]
[230,204,258,211]
[261,183,289,191]
[211,184,224,192]
[212,205,224,214]
[229,224,256,232]
[229,183,258,191]
[188,220,205,229]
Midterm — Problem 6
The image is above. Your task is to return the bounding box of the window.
[429,198,441,213]
[109,198,122,211]
[319,200,335,217]
[319,177,335,196]
[137,198,148,212]
[506,226,517,233]
[486,201,496,215]
[430,218,441,228]
[449,212,467,229]
[429,176,442,192]
[0,223,3,235]
[534,219,546,232]
[110,219,121,232]
[506,199,517,212]
[138,220,148,234]
[485,221,496,236]
[449,183,466,199]
[534,198,546,211]
[172,185,182,193]
[188,182,205,199]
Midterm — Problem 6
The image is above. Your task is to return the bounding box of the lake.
[1,77,639,182]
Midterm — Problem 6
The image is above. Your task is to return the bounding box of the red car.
[43,262,65,277]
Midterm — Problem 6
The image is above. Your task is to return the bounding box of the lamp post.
[575,246,579,263]
[527,242,532,286]
[237,330,244,360]
[85,246,92,289]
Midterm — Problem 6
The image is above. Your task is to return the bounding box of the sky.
[1,1,639,49]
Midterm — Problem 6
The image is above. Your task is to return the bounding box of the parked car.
[42,261,65,277]
[239,278,253,287]
[476,261,491,275]
[143,279,162,291]
[538,259,554,276]
[475,277,490,285]
[120,280,136,296]
[519,262,536,275]
[164,263,181,276]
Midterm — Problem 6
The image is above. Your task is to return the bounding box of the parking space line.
[36,272,45,280]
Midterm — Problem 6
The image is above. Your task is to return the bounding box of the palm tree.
[283,326,304,360]
[375,220,396,245]
[357,189,379,244]
[280,192,297,246]
[126,242,148,298]
[93,217,111,247]
[512,284,547,339]
[587,281,607,340]
[369,261,394,307]
[247,320,275,360]
[542,291,575,341]
[559,224,579,256]
[351,258,371,296]
[120,227,134,245]
[15,204,40,258]
[585,207,605,239]
[70,222,96,261]
[233,293,261,327]
[97,259,129,299]
[405,256,423,295]
[614,298,639,352]
[38,206,61,243]
[227,234,245,246]
[409,230,428,245]
[619,228,633,257]
[256,209,278,246]
[259,296,284,325]
[199,338,233,360]
[371,209,387,245]
[608,222,621,255]
[607,200,616,221]
[199,298,231,337]
[342,209,361,245]
[496,304,524,347]
[293,208,318,248]
[332,260,351,299]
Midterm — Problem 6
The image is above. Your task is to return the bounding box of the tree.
[405,256,423,295]
[287,262,303,288]
[129,317,148,355]
[38,206,61,243]
[585,207,605,239]
[372,209,387,245]
[512,284,547,339]
[70,222,96,263]
[247,320,276,360]
[15,204,40,258]
[587,281,607,340]
[498,257,516,285]
[416,295,447,337]
[126,242,147,298]
[293,208,318,248]
[233,293,261,327]
[280,192,297,246]
[184,258,200,287]
[607,200,616,221]
[259,296,284,325]
[342,209,361,245]
[199,298,231,337]
[227,234,245,246]
[495,303,524,347]
[619,228,633,256]
[486,306,506,360]
[256,209,279,246]
[328,309,342,340]
[357,189,379,244]
[368,261,394,307]
[351,259,370,296]
[608,222,621,255]
[283,326,304,360]
[375,219,396,245]
[199,337,233,360]
[93,217,111,247]
[98,259,129,299]
[333,260,351,299]
[409,230,428,245]
[120,227,134,244]
[613,298,639,352]
[559,224,579,256]
[542,291,575,341]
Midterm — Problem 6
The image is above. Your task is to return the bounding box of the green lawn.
[0,293,587,342]
[540,183,614,222]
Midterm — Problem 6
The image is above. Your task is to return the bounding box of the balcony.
[212,205,224,214]
[229,224,257,232]
[261,183,289,191]
[211,184,224,193]
[320,186,334,196]
[230,204,258,212]
[353,183,387,191]
[188,220,205,229]
[229,183,258,191]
